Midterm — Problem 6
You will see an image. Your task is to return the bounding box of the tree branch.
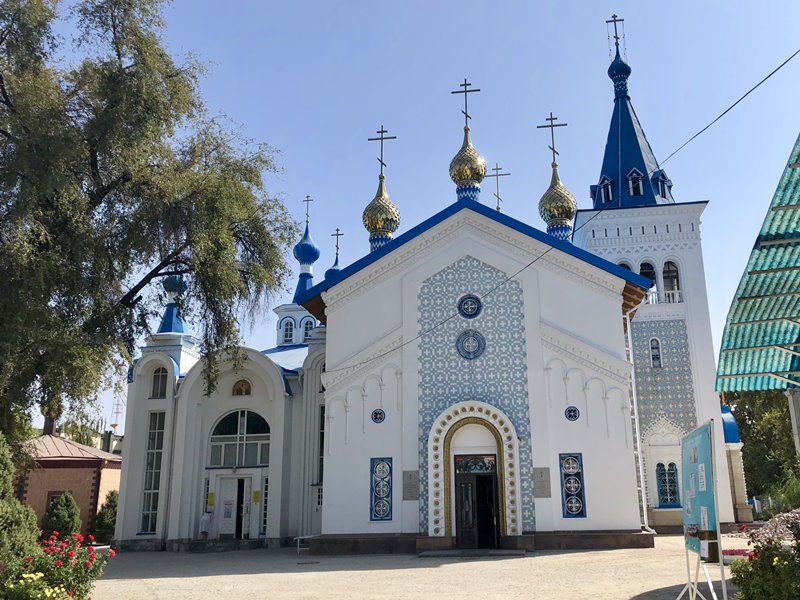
[0,72,15,111]
[118,242,189,308]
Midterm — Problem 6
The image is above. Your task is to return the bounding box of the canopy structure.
[717,132,800,392]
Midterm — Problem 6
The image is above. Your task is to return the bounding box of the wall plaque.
[402,470,419,501]
[533,467,551,498]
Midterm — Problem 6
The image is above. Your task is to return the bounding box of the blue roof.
[293,223,321,265]
[296,197,651,306]
[157,303,187,334]
[716,132,800,391]
[591,48,674,209]
[262,343,309,372]
[720,404,741,443]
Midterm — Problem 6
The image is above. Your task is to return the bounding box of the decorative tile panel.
[631,318,697,434]
[559,453,586,518]
[370,457,392,521]
[418,256,533,533]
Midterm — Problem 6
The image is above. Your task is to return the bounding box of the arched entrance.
[427,401,521,544]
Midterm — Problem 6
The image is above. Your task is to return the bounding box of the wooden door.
[455,473,478,548]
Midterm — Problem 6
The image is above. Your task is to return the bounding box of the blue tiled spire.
[157,275,188,334]
[292,223,320,303]
[590,47,674,209]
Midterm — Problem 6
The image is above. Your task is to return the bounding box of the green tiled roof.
[717,132,800,391]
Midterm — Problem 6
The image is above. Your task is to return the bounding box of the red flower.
[89,553,96,562]
[109,549,116,557]
[67,551,75,557]
[55,560,63,567]
[70,560,76,566]
[52,531,59,537]
[68,593,74,598]
[85,560,92,567]
[24,555,32,562]
[88,534,94,541]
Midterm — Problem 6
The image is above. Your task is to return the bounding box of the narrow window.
[592,229,596,239]
[639,262,657,288]
[303,320,314,341]
[658,178,668,198]
[627,170,643,197]
[318,405,325,483]
[151,367,167,399]
[282,320,294,344]
[141,411,165,533]
[618,262,632,271]
[666,224,670,233]
[650,338,662,369]
[629,227,633,236]
[261,477,269,535]
[657,462,680,507]
[663,261,681,303]
[601,181,612,204]
[232,379,251,396]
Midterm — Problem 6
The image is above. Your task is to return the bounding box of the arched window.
[151,367,168,399]
[663,261,681,303]
[209,410,270,467]
[282,320,294,344]
[232,379,251,396]
[639,262,657,288]
[618,262,632,271]
[650,338,662,369]
[599,178,613,204]
[303,319,314,341]
[656,462,680,507]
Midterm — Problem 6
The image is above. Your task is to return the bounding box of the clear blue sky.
[77,1,800,427]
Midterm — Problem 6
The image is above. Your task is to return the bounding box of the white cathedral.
[115,38,750,552]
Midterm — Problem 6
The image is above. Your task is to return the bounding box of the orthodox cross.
[367,125,397,176]
[451,78,480,128]
[303,195,313,224]
[485,163,511,212]
[606,14,624,48]
[331,228,344,258]
[536,112,568,164]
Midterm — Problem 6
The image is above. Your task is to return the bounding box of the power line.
[324,47,800,376]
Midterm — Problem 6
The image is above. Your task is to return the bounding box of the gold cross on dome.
[450,78,481,128]
[367,125,397,176]
[485,163,511,212]
[536,112,568,164]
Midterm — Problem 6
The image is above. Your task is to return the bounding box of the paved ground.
[95,534,749,599]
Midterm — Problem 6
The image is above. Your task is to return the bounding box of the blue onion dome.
[538,162,577,227]
[608,47,631,98]
[449,127,487,187]
[163,275,187,297]
[293,223,321,265]
[324,255,341,279]
[362,175,401,238]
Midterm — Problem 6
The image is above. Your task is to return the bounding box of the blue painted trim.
[658,503,682,509]
[297,199,651,306]
[559,452,587,518]
[262,343,308,354]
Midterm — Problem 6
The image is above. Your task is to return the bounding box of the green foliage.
[0,432,39,586]
[40,493,81,541]
[731,513,800,599]
[723,390,798,497]
[92,490,117,544]
[0,0,297,446]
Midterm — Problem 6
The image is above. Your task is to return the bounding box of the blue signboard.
[681,422,717,556]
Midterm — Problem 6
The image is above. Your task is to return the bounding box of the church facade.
[115,34,747,552]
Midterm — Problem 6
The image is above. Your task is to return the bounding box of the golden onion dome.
[538,162,577,226]
[449,126,487,187]
[362,174,400,237]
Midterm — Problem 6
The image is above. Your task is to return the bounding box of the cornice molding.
[540,321,630,384]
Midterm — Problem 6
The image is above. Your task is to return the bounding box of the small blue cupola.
[720,404,742,444]
[325,227,343,279]
[292,222,321,303]
[157,275,188,334]
[590,44,675,209]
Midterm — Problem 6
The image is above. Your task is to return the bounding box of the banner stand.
[676,419,728,600]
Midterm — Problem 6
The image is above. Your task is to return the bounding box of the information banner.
[681,421,717,557]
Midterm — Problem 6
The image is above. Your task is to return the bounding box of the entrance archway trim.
[427,401,521,537]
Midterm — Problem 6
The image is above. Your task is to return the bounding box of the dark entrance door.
[454,455,499,549]
[235,478,245,539]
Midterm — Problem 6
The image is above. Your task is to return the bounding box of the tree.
[41,491,81,539]
[92,489,117,544]
[723,390,798,497]
[0,431,39,581]
[0,0,297,452]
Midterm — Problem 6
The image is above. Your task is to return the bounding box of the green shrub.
[731,511,800,599]
[0,432,39,587]
[41,492,81,540]
[93,490,118,544]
